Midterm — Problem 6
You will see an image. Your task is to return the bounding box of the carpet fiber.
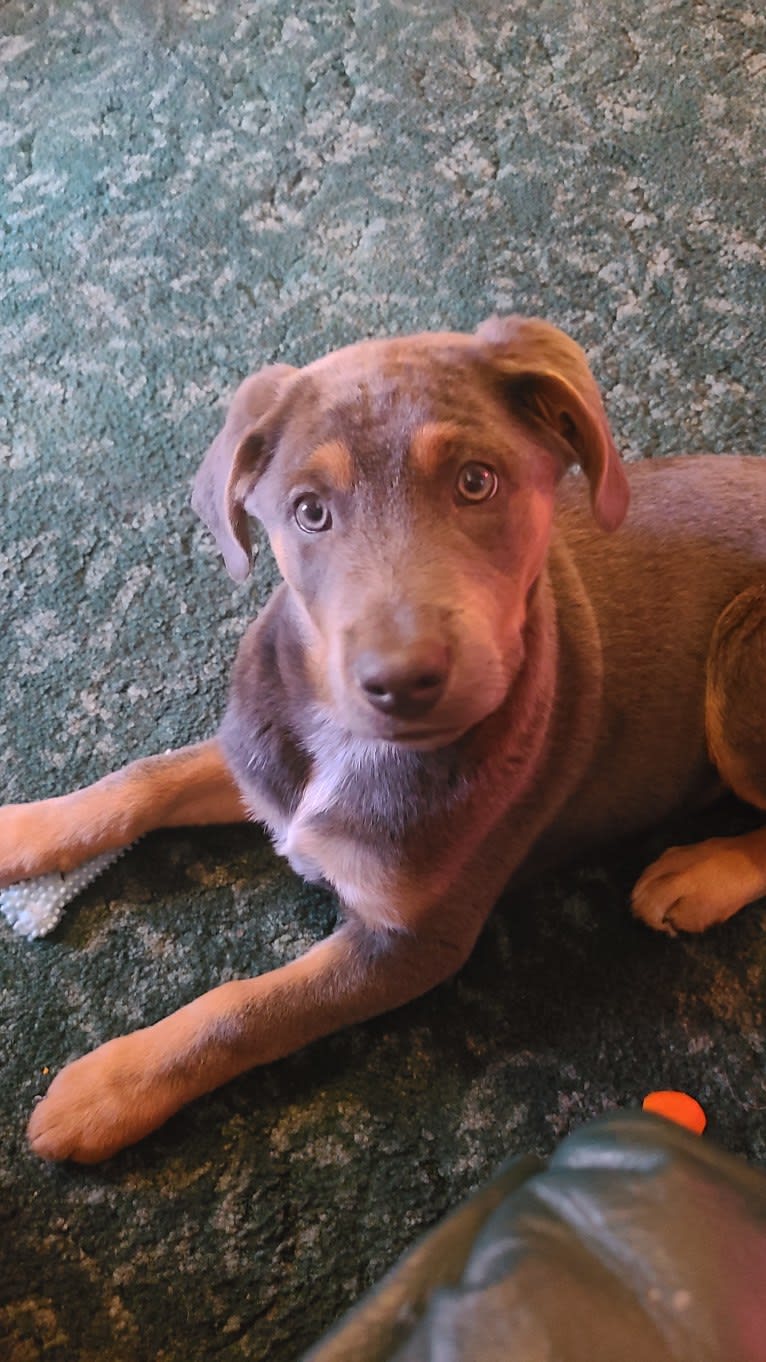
[1,2,764,1358]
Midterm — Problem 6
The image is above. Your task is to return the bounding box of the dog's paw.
[631,836,766,935]
[27,1033,181,1163]
[0,800,74,887]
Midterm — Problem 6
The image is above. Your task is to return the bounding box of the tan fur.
[2,315,764,1164]
[303,439,355,492]
[409,422,466,477]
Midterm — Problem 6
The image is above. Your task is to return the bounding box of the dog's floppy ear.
[475,315,629,532]
[192,364,297,582]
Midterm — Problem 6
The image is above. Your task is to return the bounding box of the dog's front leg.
[0,739,249,886]
[27,916,471,1163]
[632,825,766,935]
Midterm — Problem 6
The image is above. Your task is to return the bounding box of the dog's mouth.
[339,678,509,750]
[346,712,475,751]
[387,726,467,751]
[333,635,514,751]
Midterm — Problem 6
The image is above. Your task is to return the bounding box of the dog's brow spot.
[410,422,466,477]
[304,440,354,492]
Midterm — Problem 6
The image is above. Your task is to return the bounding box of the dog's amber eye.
[294,494,332,533]
[456,462,498,503]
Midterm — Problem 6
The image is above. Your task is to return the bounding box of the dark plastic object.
[301,1112,766,1362]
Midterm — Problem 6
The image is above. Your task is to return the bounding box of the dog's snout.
[354,641,450,720]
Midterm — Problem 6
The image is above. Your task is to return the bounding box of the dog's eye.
[294,494,332,533]
[456,462,498,504]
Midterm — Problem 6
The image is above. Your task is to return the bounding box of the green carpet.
[1,2,764,1358]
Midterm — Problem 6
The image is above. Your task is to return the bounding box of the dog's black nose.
[354,642,449,719]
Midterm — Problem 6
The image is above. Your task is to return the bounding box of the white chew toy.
[0,846,132,940]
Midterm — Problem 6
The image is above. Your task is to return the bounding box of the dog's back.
[547,455,766,851]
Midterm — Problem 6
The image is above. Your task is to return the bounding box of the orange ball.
[642,1090,707,1135]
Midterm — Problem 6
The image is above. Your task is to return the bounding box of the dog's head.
[193,317,629,748]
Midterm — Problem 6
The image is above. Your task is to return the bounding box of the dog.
[3,315,764,1163]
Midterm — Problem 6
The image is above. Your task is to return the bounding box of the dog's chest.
[271,728,472,930]
[275,737,362,884]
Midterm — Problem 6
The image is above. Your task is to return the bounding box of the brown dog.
[3,316,765,1163]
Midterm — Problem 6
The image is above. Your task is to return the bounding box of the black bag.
[302,1112,766,1362]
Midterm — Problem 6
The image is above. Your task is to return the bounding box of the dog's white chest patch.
[276,725,376,876]
[276,724,407,932]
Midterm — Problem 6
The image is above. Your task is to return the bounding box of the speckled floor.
[1,2,764,1359]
